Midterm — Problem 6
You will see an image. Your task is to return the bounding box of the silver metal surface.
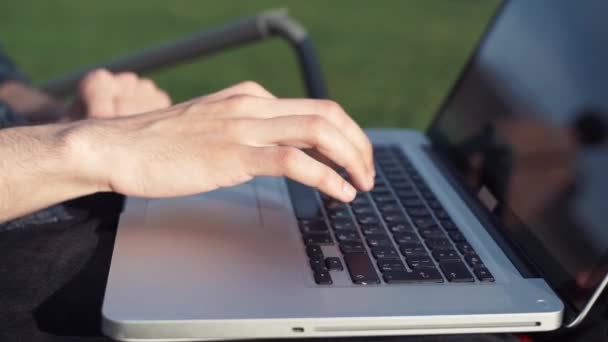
[103,128,563,341]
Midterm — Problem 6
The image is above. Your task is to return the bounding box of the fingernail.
[342,181,357,200]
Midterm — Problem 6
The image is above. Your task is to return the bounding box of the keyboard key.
[432,249,461,262]
[425,237,452,249]
[392,181,414,190]
[323,199,347,210]
[388,222,414,233]
[439,261,475,283]
[303,233,333,245]
[374,180,387,188]
[365,233,392,241]
[473,267,495,282]
[340,241,366,254]
[412,217,438,229]
[401,198,425,208]
[393,232,420,244]
[298,218,324,225]
[344,253,380,285]
[371,187,391,196]
[351,205,375,215]
[383,213,408,223]
[325,257,344,271]
[419,228,446,239]
[351,194,370,206]
[327,209,351,220]
[434,209,451,220]
[406,207,432,218]
[332,218,356,231]
[465,254,484,267]
[357,214,380,225]
[299,221,329,234]
[396,189,418,199]
[456,242,475,255]
[378,203,401,213]
[448,231,467,242]
[427,199,443,210]
[336,231,361,242]
[410,173,423,182]
[309,256,327,271]
[386,174,409,183]
[383,269,443,284]
[306,245,324,258]
[406,255,435,269]
[373,195,397,204]
[440,219,458,231]
[361,225,386,236]
[371,247,400,260]
[420,190,435,200]
[399,242,426,256]
[366,236,393,248]
[382,164,402,172]
[377,260,407,273]
[313,270,333,285]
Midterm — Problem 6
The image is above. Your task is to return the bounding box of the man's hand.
[74,81,374,203]
[72,69,172,119]
[0,81,373,223]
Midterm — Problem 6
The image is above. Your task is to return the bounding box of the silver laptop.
[102,1,608,340]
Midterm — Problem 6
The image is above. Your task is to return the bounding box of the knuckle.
[275,147,300,172]
[139,78,155,89]
[80,68,111,90]
[119,72,138,83]
[306,115,330,141]
[159,91,172,106]
[89,68,111,80]
[236,80,265,94]
[222,94,256,112]
[320,99,340,112]
[319,99,345,121]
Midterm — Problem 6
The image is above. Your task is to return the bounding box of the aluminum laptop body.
[102,1,608,341]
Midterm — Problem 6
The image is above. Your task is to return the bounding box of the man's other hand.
[73,68,172,119]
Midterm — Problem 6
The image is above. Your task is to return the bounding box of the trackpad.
[144,180,262,233]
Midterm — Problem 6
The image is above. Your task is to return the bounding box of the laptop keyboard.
[287,145,495,286]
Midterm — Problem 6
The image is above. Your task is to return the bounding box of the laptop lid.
[426,0,608,327]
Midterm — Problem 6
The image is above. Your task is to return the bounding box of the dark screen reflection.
[430,0,608,311]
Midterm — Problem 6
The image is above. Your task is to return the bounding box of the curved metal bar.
[40,9,328,99]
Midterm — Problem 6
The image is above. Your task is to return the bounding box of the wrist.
[0,122,108,221]
[52,119,113,194]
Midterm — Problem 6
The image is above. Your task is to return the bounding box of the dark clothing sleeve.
[0,45,28,85]
[0,46,28,128]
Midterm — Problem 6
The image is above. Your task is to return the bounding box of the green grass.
[0,0,498,129]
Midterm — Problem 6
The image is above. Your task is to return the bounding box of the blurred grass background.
[0,0,498,129]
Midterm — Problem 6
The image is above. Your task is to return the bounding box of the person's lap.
[0,194,523,342]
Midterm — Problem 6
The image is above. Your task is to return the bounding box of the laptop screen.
[428,0,608,312]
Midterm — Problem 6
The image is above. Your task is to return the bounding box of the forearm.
[0,81,67,123]
[0,122,101,223]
